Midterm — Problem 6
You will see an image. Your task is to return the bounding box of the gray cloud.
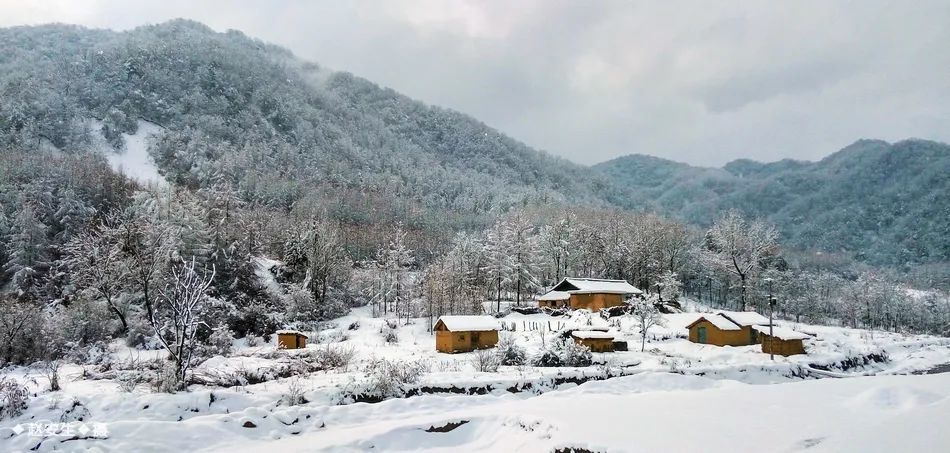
[1,0,948,166]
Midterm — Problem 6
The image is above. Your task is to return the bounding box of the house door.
[697,327,707,344]
[471,332,480,347]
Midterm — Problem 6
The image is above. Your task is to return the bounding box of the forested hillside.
[0,19,948,381]
[595,139,950,270]
[0,20,628,257]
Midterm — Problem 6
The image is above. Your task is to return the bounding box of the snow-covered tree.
[152,257,215,391]
[655,270,682,302]
[702,210,779,310]
[632,294,666,352]
[3,205,51,299]
[62,220,132,332]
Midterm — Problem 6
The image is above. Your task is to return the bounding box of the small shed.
[571,330,616,352]
[752,325,810,356]
[686,314,747,346]
[537,290,571,309]
[276,330,308,349]
[434,316,499,353]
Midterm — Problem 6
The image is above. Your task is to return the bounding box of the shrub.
[531,349,562,367]
[201,326,235,357]
[380,321,398,343]
[0,378,29,420]
[314,344,356,370]
[347,321,360,331]
[531,339,593,367]
[280,378,307,406]
[364,359,427,398]
[244,335,262,347]
[495,335,526,366]
[470,349,501,372]
[557,339,593,367]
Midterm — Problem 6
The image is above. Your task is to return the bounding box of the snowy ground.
[1,303,948,452]
[94,119,166,186]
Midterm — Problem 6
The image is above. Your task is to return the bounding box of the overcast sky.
[2,1,948,166]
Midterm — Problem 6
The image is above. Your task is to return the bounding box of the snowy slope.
[95,120,166,186]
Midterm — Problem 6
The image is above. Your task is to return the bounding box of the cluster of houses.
[275,276,810,357]
[686,311,810,355]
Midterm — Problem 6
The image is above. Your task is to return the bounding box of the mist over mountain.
[0,20,628,253]
[1,19,947,272]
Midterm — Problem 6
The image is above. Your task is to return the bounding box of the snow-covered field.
[1,304,948,452]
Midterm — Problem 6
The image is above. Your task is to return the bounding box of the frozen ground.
[1,302,948,452]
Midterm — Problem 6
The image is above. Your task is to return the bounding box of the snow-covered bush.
[125,317,157,349]
[496,335,526,366]
[0,378,28,420]
[558,339,593,367]
[380,320,399,343]
[152,364,180,393]
[318,329,349,344]
[363,358,427,398]
[470,349,501,372]
[532,339,592,367]
[201,326,235,357]
[348,321,360,331]
[280,378,307,406]
[314,344,356,370]
[244,334,262,347]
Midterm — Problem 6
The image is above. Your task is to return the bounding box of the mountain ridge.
[594,138,950,267]
[1,19,947,268]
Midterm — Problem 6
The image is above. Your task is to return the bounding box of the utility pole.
[765,277,775,361]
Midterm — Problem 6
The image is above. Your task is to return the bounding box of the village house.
[716,310,772,344]
[686,314,748,346]
[433,315,500,353]
[538,277,642,312]
[571,330,616,352]
[276,330,308,349]
[753,325,810,356]
[687,311,810,355]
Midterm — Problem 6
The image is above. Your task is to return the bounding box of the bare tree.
[62,218,131,332]
[702,210,778,310]
[632,294,666,352]
[151,257,215,391]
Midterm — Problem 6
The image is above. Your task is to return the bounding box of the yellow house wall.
[436,330,499,353]
[569,293,624,311]
[688,320,749,346]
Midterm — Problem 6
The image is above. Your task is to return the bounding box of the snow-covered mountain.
[1,20,947,270]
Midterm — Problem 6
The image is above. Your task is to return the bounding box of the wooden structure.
[543,278,642,312]
[537,290,570,309]
[753,325,809,356]
[717,310,771,345]
[686,315,747,346]
[276,330,308,349]
[571,330,616,352]
[434,316,499,353]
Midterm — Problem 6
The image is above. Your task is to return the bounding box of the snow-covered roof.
[435,315,499,332]
[537,290,571,301]
[689,314,742,331]
[752,325,811,341]
[275,329,307,337]
[571,330,616,340]
[717,311,771,327]
[552,277,643,295]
